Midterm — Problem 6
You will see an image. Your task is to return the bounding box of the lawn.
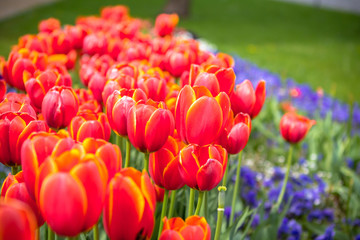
[0,0,359,103]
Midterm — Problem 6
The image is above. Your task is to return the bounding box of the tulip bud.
[280,112,316,144]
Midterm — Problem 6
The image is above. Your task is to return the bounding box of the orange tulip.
[127,101,175,153]
[154,14,179,37]
[38,141,108,236]
[280,112,316,144]
[41,86,79,129]
[0,112,48,166]
[179,144,227,191]
[1,171,44,226]
[175,85,231,146]
[160,216,211,240]
[230,80,266,118]
[149,136,185,190]
[69,111,111,142]
[103,167,156,240]
[0,198,37,240]
[216,112,251,154]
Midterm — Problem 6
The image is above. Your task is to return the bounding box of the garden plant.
[0,5,360,240]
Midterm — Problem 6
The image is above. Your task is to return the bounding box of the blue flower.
[315,225,335,240]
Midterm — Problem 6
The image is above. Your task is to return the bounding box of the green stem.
[194,191,204,216]
[168,190,176,218]
[188,188,195,217]
[67,236,78,240]
[273,144,293,212]
[215,186,227,240]
[47,226,54,240]
[222,155,229,186]
[230,151,243,225]
[204,191,208,219]
[144,153,149,172]
[158,189,169,239]
[116,134,123,159]
[125,139,131,168]
[93,221,99,240]
[11,166,18,175]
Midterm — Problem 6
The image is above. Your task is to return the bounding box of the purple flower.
[315,225,335,240]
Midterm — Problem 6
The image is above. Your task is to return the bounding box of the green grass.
[0,0,359,103]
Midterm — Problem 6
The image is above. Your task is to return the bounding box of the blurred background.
[0,0,359,103]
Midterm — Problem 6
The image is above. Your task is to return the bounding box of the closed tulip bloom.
[127,101,175,153]
[42,86,79,129]
[280,112,316,144]
[1,171,44,226]
[24,69,72,109]
[175,85,231,146]
[0,198,38,240]
[0,112,48,166]
[217,112,251,154]
[230,80,266,118]
[103,168,156,240]
[179,144,227,191]
[106,88,147,137]
[160,216,211,240]
[38,143,108,236]
[154,13,179,37]
[149,136,185,190]
[138,76,168,102]
[69,111,111,142]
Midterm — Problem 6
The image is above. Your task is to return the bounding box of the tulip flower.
[69,111,111,142]
[154,13,179,37]
[103,168,156,240]
[38,142,108,236]
[0,112,48,167]
[175,85,231,146]
[1,171,44,226]
[165,48,193,77]
[178,144,227,191]
[160,216,211,240]
[50,30,73,54]
[24,69,72,109]
[42,86,79,129]
[0,96,37,117]
[137,76,168,102]
[101,5,129,22]
[230,80,266,118]
[38,18,61,33]
[216,112,251,155]
[0,79,6,102]
[149,136,185,190]
[280,112,316,144]
[127,101,175,153]
[106,88,147,137]
[0,198,38,240]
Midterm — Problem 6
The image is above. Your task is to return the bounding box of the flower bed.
[0,5,359,240]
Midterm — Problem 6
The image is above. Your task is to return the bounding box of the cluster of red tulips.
[0,5,316,240]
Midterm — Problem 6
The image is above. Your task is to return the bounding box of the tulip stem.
[144,153,149,172]
[11,166,18,175]
[125,139,131,168]
[48,227,54,240]
[116,134,123,156]
[230,151,242,225]
[168,190,176,218]
[93,222,99,240]
[222,155,230,186]
[273,144,293,212]
[158,189,169,239]
[215,187,227,240]
[204,191,208,219]
[188,188,195,217]
[194,191,204,216]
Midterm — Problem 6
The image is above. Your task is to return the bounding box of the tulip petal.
[196,159,223,191]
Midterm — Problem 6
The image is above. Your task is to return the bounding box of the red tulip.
[42,86,79,129]
[149,136,185,190]
[1,171,44,226]
[103,168,156,240]
[0,79,6,102]
[0,198,37,240]
[106,88,147,137]
[154,14,179,37]
[175,85,231,146]
[38,18,61,33]
[0,95,37,117]
[165,49,193,77]
[69,111,111,142]
[160,216,211,240]
[138,76,168,102]
[50,30,73,54]
[38,142,108,236]
[230,80,266,118]
[280,112,316,144]
[178,144,227,191]
[216,112,251,154]
[127,101,175,153]
[0,112,48,166]
[101,5,129,22]
[24,69,72,109]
